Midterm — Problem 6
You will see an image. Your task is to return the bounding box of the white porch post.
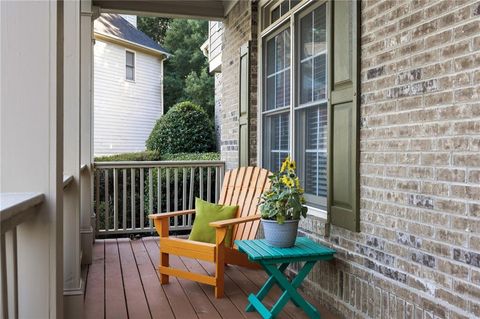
[63,0,84,317]
[0,1,64,318]
[80,0,95,265]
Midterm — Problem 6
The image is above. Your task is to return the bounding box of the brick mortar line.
[361,1,477,39]
[297,242,477,319]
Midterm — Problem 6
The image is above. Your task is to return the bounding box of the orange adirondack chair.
[148,166,271,298]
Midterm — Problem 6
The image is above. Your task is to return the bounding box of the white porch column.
[0,1,64,318]
[63,0,84,317]
[80,0,95,266]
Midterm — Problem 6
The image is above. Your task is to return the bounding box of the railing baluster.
[207,167,212,202]
[122,169,127,231]
[5,228,18,319]
[113,168,118,231]
[140,168,144,229]
[166,168,170,212]
[182,168,187,226]
[104,169,109,231]
[215,166,220,203]
[1,233,8,319]
[157,168,162,214]
[199,167,204,200]
[189,167,194,227]
[174,168,178,228]
[95,171,100,236]
[149,168,153,228]
[131,168,135,229]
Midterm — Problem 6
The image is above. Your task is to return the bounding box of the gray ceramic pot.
[261,218,299,248]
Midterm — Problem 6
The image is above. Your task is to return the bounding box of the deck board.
[85,237,338,319]
[85,240,105,318]
[117,238,151,319]
[105,239,128,319]
[130,239,175,319]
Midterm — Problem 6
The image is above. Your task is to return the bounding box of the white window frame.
[125,49,136,82]
[258,0,329,219]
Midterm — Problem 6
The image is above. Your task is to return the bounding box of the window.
[295,4,328,207]
[262,3,327,208]
[269,0,302,25]
[126,51,135,81]
[260,0,360,230]
[263,27,291,172]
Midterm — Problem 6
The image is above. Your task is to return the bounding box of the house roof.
[94,14,170,56]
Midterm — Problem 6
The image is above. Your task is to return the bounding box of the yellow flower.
[288,160,296,171]
[280,156,290,172]
[280,161,287,172]
[295,177,301,188]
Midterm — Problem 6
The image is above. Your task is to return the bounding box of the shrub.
[146,101,216,154]
[95,151,160,162]
[161,152,220,161]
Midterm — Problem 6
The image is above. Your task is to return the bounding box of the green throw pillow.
[188,198,238,246]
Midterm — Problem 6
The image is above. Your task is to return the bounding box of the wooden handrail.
[63,175,74,189]
[1,192,44,318]
[0,193,44,233]
[94,160,225,169]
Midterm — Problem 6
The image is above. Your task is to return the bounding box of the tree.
[137,17,171,44]
[184,69,215,118]
[146,101,216,154]
[138,18,215,119]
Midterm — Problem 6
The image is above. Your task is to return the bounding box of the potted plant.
[259,157,308,247]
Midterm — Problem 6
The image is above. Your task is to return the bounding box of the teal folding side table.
[235,237,336,319]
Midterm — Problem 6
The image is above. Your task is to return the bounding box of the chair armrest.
[210,214,261,228]
[149,209,195,220]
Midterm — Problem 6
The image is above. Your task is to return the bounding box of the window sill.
[306,205,327,220]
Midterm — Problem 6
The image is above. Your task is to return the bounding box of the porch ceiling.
[93,0,238,20]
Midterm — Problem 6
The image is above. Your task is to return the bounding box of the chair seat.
[161,237,216,262]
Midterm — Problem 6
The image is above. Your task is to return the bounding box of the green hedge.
[146,101,216,154]
[95,151,160,162]
[95,151,219,162]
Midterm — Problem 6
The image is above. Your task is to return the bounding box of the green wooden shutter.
[239,42,250,167]
[327,0,360,232]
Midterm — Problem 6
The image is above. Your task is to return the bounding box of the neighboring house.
[93,14,169,156]
[201,21,224,150]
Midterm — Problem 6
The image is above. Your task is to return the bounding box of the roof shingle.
[94,14,169,56]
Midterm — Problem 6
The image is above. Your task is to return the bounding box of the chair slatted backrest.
[218,167,271,247]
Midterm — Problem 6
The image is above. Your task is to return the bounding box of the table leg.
[267,261,319,319]
[245,262,289,312]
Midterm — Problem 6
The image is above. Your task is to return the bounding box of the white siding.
[94,39,163,156]
[208,21,223,72]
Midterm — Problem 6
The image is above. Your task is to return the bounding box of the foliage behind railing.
[94,160,225,236]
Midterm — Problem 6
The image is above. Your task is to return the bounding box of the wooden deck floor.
[84,237,338,319]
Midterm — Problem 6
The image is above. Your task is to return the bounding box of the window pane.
[126,51,134,66]
[299,4,327,107]
[271,6,280,23]
[280,0,290,16]
[266,77,275,110]
[264,112,290,172]
[313,6,327,53]
[313,54,327,100]
[300,11,313,59]
[275,72,285,108]
[126,66,134,81]
[295,103,327,199]
[300,59,313,104]
[264,28,291,111]
[267,39,275,75]
[275,32,284,72]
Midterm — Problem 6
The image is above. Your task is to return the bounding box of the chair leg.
[215,280,224,298]
[160,251,169,284]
